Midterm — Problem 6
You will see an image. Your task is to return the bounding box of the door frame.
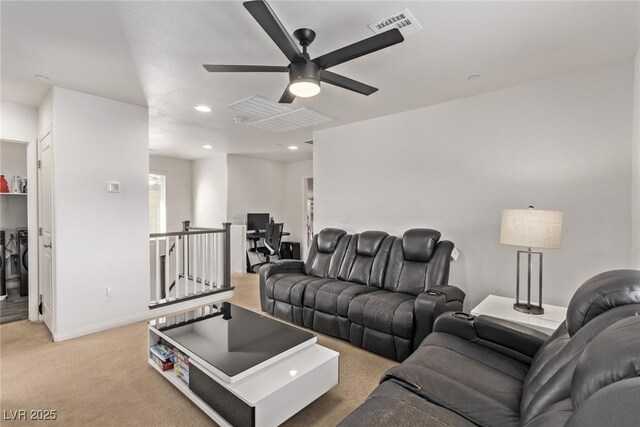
[0,137,40,321]
[301,176,313,260]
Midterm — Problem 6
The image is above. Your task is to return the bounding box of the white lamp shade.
[500,209,563,249]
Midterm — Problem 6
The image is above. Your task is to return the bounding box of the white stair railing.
[149,222,231,309]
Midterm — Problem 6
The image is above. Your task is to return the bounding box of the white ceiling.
[2,1,639,162]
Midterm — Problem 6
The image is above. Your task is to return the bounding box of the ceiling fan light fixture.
[289,78,321,98]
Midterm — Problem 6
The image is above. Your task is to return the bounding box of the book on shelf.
[150,353,174,371]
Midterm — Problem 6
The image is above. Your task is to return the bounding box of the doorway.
[0,139,30,324]
[302,177,313,258]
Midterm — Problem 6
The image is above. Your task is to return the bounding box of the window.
[149,173,166,234]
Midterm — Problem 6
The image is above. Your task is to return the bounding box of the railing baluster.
[164,237,170,301]
[202,233,206,292]
[214,234,218,288]
[193,233,199,294]
[174,236,179,300]
[154,238,160,303]
[182,235,187,297]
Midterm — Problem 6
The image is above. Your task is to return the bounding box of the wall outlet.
[105,286,112,301]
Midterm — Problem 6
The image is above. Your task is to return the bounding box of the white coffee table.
[148,303,339,427]
[471,295,567,335]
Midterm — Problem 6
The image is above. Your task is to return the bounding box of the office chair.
[254,222,283,271]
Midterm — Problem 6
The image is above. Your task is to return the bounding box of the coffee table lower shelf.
[149,360,233,426]
[148,327,339,427]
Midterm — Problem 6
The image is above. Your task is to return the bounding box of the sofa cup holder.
[453,312,475,321]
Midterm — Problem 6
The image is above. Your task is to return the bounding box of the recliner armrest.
[428,284,465,304]
[433,313,548,364]
[413,284,465,350]
[259,259,304,280]
[259,260,305,312]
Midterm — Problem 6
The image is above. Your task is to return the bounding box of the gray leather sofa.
[339,269,640,427]
[259,228,464,361]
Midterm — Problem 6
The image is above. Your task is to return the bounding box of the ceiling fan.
[203,0,405,103]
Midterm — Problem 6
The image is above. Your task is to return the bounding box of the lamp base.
[513,302,545,315]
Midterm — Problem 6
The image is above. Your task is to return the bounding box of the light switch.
[107,182,120,193]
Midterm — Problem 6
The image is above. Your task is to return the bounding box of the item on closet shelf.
[11,176,21,193]
[21,178,27,194]
[0,175,8,193]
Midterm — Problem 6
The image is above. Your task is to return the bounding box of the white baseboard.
[52,289,234,342]
[52,310,152,342]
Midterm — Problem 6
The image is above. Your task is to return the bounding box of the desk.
[471,295,566,335]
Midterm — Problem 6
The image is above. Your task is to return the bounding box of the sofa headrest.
[317,228,347,253]
[572,315,640,409]
[566,269,640,336]
[356,231,389,257]
[402,229,441,262]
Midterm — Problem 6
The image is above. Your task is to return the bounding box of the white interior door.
[38,131,53,331]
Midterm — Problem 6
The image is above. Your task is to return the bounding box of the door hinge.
[38,160,42,169]
[38,227,43,236]
[38,295,43,315]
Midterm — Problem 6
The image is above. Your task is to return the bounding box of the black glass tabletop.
[149,303,315,378]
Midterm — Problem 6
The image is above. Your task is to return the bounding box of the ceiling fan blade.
[313,28,404,70]
[278,86,295,103]
[243,0,303,63]
[203,64,288,72]
[320,70,378,95]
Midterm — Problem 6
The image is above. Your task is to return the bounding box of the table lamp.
[500,206,562,315]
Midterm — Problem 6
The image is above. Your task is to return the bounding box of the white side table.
[470,295,567,335]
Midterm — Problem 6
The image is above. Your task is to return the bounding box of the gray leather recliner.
[260,227,464,361]
[339,269,640,427]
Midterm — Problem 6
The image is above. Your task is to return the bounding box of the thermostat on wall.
[107,181,120,193]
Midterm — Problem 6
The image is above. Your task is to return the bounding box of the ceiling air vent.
[247,108,335,133]
[227,95,292,119]
[368,9,422,36]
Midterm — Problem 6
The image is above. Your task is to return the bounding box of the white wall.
[1,102,38,143]
[632,47,640,269]
[226,155,286,226]
[49,88,149,339]
[192,153,228,228]
[314,64,634,309]
[149,155,192,231]
[284,160,313,256]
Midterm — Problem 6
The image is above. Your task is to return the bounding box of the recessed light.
[467,74,481,81]
[34,74,49,81]
[288,145,299,150]
[195,105,212,113]
[202,145,213,149]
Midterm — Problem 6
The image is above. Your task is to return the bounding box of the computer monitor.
[247,213,270,232]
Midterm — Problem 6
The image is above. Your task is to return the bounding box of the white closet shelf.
[0,193,27,196]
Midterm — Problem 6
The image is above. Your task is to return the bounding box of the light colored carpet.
[1,274,396,426]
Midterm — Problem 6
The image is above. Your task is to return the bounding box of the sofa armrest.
[258,260,305,312]
[433,313,548,364]
[413,284,465,350]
